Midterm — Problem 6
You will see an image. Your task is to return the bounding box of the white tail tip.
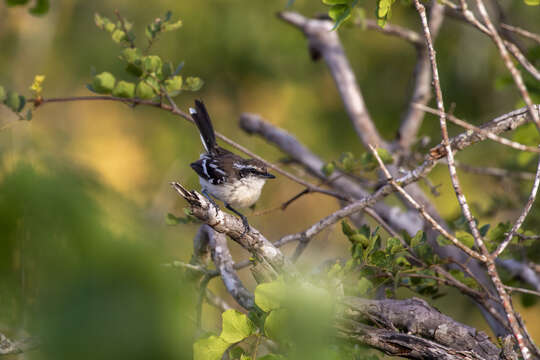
[189,107,197,115]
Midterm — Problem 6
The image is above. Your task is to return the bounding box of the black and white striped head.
[233,159,275,180]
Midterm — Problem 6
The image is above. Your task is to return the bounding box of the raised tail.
[189,99,217,153]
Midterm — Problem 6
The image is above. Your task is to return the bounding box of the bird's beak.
[262,173,276,179]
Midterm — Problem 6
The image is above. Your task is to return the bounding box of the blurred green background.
[0,0,539,358]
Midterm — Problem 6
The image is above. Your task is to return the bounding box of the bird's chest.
[200,176,266,208]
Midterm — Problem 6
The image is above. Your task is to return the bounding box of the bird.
[189,99,275,233]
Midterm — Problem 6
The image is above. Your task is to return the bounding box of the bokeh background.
[0,0,539,359]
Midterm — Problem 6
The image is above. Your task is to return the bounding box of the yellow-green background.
[0,1,539,359]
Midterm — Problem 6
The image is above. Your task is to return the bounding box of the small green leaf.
[112,80,135,98]
[357,278,373,294]
[455,230,475,248]
[142,55,163,74]
[254,280,286,312]
[17,95,26,112]
[92,72,116,94]
[377,148,393,164]
[376,0,396,27]
[341,220,356,237]
[0,86,6,102]
[436,235,452,246]
[220,310,256,344]
[264,309,288,341]
[350,234,370,247]
[410,230,424,248]
[183,76,204,91]
[163,19,183,31]
[29,0,49,15]
[524,0,539,5]
[4,91,21,112]
[165,213,182,225]
[121,48,142,63]
[164,75,183,93]
[370,250,387,267]
[193,335,230,360]
[136,81,157,99]
[111,29,126,43]
[105,21,116,33]
[329,4,352,29]
[322,162,335,176]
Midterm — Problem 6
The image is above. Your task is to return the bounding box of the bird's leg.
[202,189,221,214]
[225,203,250,236]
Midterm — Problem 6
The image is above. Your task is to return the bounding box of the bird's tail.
[190,99,217,153]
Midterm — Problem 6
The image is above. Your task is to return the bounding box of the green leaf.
[410,230,424,248]
[264,309,288,341]
[524,0,539,5]
[136,81,157,99]
[329,4,354,30]
[142,55,163,74]
[121,48,142,63]
[163,19,183,31]
[254,280,286,312]
[6,0,29,6]
[193,335,230,360]
[350,234,370,247]
[376,0,396,27]
[183,76,204,91]
[17,95,26,112]
[111,29,126,43]
[341,220,356,237]
[455,230,475,248]
[220,310,256,344]
[0,86,6,102]
[322,162,335,176]
[370,250,387,267]
[377,148,393,164]
[357,278,373,294]
[4,91,21,112]
[386,237,402,254]
[165,213,182,225]
[436,235,452,246]
[112,81,135,98]
[164,75,183,93]
[29,0,49,15]
[92,72,116,94]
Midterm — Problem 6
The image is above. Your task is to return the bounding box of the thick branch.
[278,11,386,148]
[340,297,502,360]
[170,182,294,275]
[201,225,255,309]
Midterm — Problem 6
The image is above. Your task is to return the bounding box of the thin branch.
[456,163,537,181]
[114,9,136,48]
[415,103,540,154]
[353,18,424,47]
[493,154,540,257]
[414,0,485,250]
[28,95,348,203]
[504,285,540,298]
[369,144,484,261]
[501,23,540,45]
[397,0,445,150]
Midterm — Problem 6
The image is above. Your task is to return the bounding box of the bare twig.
[493,154,540,258]
[415,103,540,154]
[456,163,536,181]
[501,23,540,45]
[29,95,348,203]
[354,18,423,47]
[414,0,484,250]
[397,0,445,150]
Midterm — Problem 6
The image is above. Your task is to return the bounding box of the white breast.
[200,175,267,208]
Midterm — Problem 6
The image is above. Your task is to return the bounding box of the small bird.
[189,100,275,233]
